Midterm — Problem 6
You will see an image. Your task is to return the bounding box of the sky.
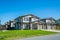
[0,0,60,24]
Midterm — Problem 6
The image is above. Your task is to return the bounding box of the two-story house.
[14,14,44,30]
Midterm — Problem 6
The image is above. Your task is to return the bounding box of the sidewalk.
[41,29,60,32]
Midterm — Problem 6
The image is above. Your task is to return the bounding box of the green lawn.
[0,30,58,40]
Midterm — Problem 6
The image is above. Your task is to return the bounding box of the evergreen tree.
[57,19,60,26]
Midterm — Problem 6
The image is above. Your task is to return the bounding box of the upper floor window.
[46,19,55,23]
[24,17,29,21]
[46,20,51,23]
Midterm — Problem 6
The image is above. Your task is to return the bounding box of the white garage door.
[38,24,42,30]
[47,25,51,30]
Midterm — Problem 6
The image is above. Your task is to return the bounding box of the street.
[16,34,60,40]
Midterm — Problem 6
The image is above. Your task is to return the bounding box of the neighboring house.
[5,20,15,30]
[41,17,56,30]
[5,14,56,30]
[1,25,7,30]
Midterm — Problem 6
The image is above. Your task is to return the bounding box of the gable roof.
[15,14,40,20]
[41,17,56,21]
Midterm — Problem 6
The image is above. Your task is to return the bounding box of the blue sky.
[0,0,60,24]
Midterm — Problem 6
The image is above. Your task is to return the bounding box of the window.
[24,17,29,21]
[46,20,51,23]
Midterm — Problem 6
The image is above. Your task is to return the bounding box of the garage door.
[47,25,51,29]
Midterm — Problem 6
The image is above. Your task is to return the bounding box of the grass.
[0,30,58,40]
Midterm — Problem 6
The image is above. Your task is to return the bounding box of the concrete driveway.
[16,34,60,40]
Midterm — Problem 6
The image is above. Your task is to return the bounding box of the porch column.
[6,25,8,29]
[37,24,40,30]
[42,24,44,29]
[21,24,24,30]
[30,24,32,30]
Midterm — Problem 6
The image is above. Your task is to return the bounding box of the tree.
[57,19,60,26]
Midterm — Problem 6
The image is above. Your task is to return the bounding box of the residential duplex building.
[5,14,56,30]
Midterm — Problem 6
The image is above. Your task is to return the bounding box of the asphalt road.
[16,34,60,40]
